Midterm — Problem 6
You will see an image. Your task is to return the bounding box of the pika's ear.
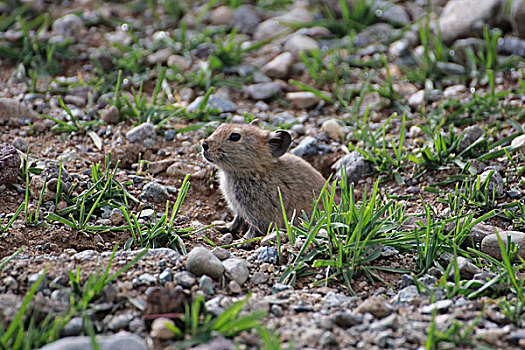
[268,130,291,157]
[250,118,260,127]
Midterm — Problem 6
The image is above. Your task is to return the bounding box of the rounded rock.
[150,318,176,340]
[186,246,224,279]
[223,258,249,285]
[321,118,346,140]
[284,35,319,58]
[481,231,525,260]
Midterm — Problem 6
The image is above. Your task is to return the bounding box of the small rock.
[60,317,83,337]
[138,208,155,221]
[479,169,504,198]
[212,247,230,260]
[234,5,262,34]
[167,55,191,70]
[52,14,85,41]
[290,136,331,159]
[199,275,215,294]
[458,125,484,152]
[246,82,281,100]
[229,280,242,293]
[101,105,120,124]
[186,246,225,279]
[12,137,29,153]
[262,52,293,78]
[436,62,466,76]
[139,182,169,204]
[147,48,173,65]
[408,90,425,107]
[447,256,481,280]
[186,95,237,113]
[39,333,147,350]
[511,134,525,154]
[110,208,125,225]
[443,84,467,98]
[250,271,268,284]
[256,246,278,264]
[284,34,319,58]
[210,6,234,26]
[334,312,363,328]
[222,258,249,285]
[356,296,393,318]
[174,271,196,288]
[286,91,321,109]
[321,118,346,140]
[72,250,98,262]
[388,39,410,57]
[150,318,176,340]
[107,313,134,331]
[126,123,156,143]
[481,231,525,260]
[0,144,21,185]
[332,151,373,184]
[420,299,454,314]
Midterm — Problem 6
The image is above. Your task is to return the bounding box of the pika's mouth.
[202,150,214,163]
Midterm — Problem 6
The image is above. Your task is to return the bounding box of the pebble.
[262,52,293,78]
[229,280,242,294]
[72,250,98,262]
[250,271,268,284]
[458,125,484,152]
[139,182,169,204]
[511,134,525,154]
[174,271,196,288]
[147,48,173,65]
[321,118,346,140]
[356,296,393,318]
[334,312,363,328]
[186,95,237,113]
[212,247,230,260]
[39,333,148,350]
[52,14,85,41]
[408,90,425,107]
[126,123,156,143]
[222,258,249,285]
[101,105,120,124]
[12,137,29,152]
[0,144,21,185]
[481,231,525,260]
[60,317,83,337]
[332,151,373,184]
[286,91,321,109]
[420,299,454,314]
[479,169,504,198]
[150,318,176,340]
[186,246,225,279]
[210,6,234,26]
[448,256,481,280]
[443,84,467,98]
[234,5,262,34]
[284,35,319,58]
[167,55,191,70]
[256,246,278,264]
[246,82,281,100]
[290,136,330,159]
[199,275,215,294]
[138,208,155,221]
[107,312,134,331]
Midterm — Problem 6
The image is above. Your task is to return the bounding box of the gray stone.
[438,0,501,45]
[420,299,453,314]
[443,84,467,98]
[199,275,215,294]
[356,296,393,318]
[481,230,525,260]
[147,48,173,65]
[262,52,293,78]
[186,246,225,279]
[192,336,236,350]
[286,91,321,109]
[139,182,169,204]
[284,35,319,58]
[408,90,425,107]
[167,55,191,70]
[186,95,237,113]
[137,273,157,285]
[246,82,281,100]
[234,5,262,34]
[137,208,155,221]
[72,250,98,261]
[321,118,346,139]
[107,312,134,331]
[290,136,331,159]
[60,317,83,337]
[52,14,85,42]
[13,137,29,152]
[511,134,525,154]
[101,105,120,124]
[332,151,373,184]
[256,246,278,264]
[479,169,504,198]
[373,1,410,26]
[0,144,21,185]
[126,123,156,143]
[333,312,363,328]
[272,283,292,294]
[447,256,481,280]
[222,258,249,285]
[212,247,230,260]
[436,62,466,75]
[38,333,147,350]
[174,271,196,288]
[458,125,484,152]
[391,285,420,305]
[210,6,234,26]
[250,271,268,284]
[150,318,176,340]
[388,39,410,57]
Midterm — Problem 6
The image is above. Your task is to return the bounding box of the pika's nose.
[202,140,209,151]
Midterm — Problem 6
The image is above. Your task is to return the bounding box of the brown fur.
[202,122,327,239]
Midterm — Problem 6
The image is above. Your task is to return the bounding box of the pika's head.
[202,121,292,174]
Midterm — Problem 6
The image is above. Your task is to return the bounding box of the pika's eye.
[229,133,241,142]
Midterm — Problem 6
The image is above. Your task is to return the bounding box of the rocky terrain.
[1,0,525,349]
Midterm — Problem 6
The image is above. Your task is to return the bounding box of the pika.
[202,121,328,242]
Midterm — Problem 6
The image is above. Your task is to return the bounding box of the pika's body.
[202,122,327,240]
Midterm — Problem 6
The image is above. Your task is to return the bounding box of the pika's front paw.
[215,215,246,236]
